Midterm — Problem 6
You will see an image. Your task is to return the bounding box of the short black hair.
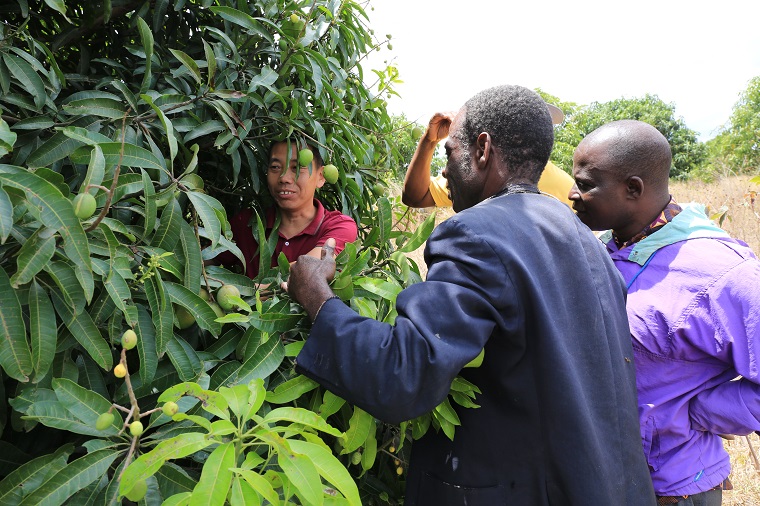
[458,85,554,183]
[270,140,324,167]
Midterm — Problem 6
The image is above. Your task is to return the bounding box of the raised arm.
[402,112,454,208]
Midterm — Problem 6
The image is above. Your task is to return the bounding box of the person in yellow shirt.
[402,103,574,208]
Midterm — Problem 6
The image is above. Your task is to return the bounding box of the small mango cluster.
[93,330,182,501]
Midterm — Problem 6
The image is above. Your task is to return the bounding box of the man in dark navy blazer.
[284,85,656,505]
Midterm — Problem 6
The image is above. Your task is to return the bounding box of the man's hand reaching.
[282,238,339,320]
[425,111,455,143]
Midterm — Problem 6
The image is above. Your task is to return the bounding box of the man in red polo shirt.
[224,141,357,278]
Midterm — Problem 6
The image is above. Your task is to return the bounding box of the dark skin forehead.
[574,134,629,185]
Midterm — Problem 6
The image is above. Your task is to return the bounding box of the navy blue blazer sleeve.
[295,217,518,424]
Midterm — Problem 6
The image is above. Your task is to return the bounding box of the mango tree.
[0,1,479,504]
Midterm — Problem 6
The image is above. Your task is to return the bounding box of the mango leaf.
[265,375,319,404]
[179,220,201,294]
[58,126,113,147]
[63,98,126,119]
[52,378,122,435]
[50,289,112,371]
[26,131,83,168]
[136,304,159,385]
[43,0,69,20]
[0,444,73,506]
[376,197,392,245]
[209,7,274,43]
[317,390,345,420]
[202,39,216,87]
[141,94,177,163]
[0,117,16,157]
[263,407,342,437]
[0,185,12,244]
[28,280,56,382]
[165,282,222,335]
[17,449,120,506]
[0,170,92,285]
[142,169,157,237]
[11,227,56,288]
[187,191,223,247]
[120,433,212,495]
[2,54,45,110]
[169,49,202,84]
[158,382,228,419]
[233,469,279,506]
[76,354,109,400]
[433,397,461,426]
[165,336,203,382]
[190,442,235,506]
[152,199,183,251]
[360,427,377,473]
[354,277,402,303]
[69,142,164,170]
[183,120,225,143]
[277,445,322,506]
[45,260,86,316]
[80,144,105,196]
[289,440,361,506]
[0,265,32,382]
[218,384,250,423]
[162,492,192,506]
[136,17,153,94]
[229,476,259,506]
[339,407,373,454]
[145,275,173,355]
[24,400,108,436]
[248,311,302,334]
[104,267,137,327]
[397,210,437,253]
[8,116,54,130]
[155,463,196,498]
[338,244,370,277]
[233,335,284,385]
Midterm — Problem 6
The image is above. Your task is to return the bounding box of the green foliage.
[537,91,706,179]
[0,1,481,504]
[534,89,581,175]
[706,76,760,175]
[386,114,445,182]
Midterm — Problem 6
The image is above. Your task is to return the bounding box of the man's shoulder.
[322,208,357,227]
[322,207,353,220]
[319,207,358,244]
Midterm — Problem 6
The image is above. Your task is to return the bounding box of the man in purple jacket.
[569,119,760,505]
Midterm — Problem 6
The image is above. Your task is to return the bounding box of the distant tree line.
[389,79,760,182]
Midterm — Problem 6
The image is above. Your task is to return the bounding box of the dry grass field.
[396,175,760,504]
[671,175,760,505]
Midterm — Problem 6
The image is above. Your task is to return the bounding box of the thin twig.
[745,435,760,474]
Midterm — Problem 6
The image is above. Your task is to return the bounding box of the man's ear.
[626,176,644,199]
[315,166,326,189]
[475,132,491,169]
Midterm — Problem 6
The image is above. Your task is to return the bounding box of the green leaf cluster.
[0,1,481,504]
[536,89,707,179]
[705,76,760,178]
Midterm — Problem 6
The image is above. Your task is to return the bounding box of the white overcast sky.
[362,0,760,141]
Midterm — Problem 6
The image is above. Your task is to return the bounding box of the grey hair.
[457,85,554,183]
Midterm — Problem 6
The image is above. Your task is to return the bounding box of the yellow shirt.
[428,161,574,207]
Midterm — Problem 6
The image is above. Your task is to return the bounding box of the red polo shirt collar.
[265,199,326,238]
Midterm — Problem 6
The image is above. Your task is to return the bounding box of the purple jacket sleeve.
[689,258,760,435]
